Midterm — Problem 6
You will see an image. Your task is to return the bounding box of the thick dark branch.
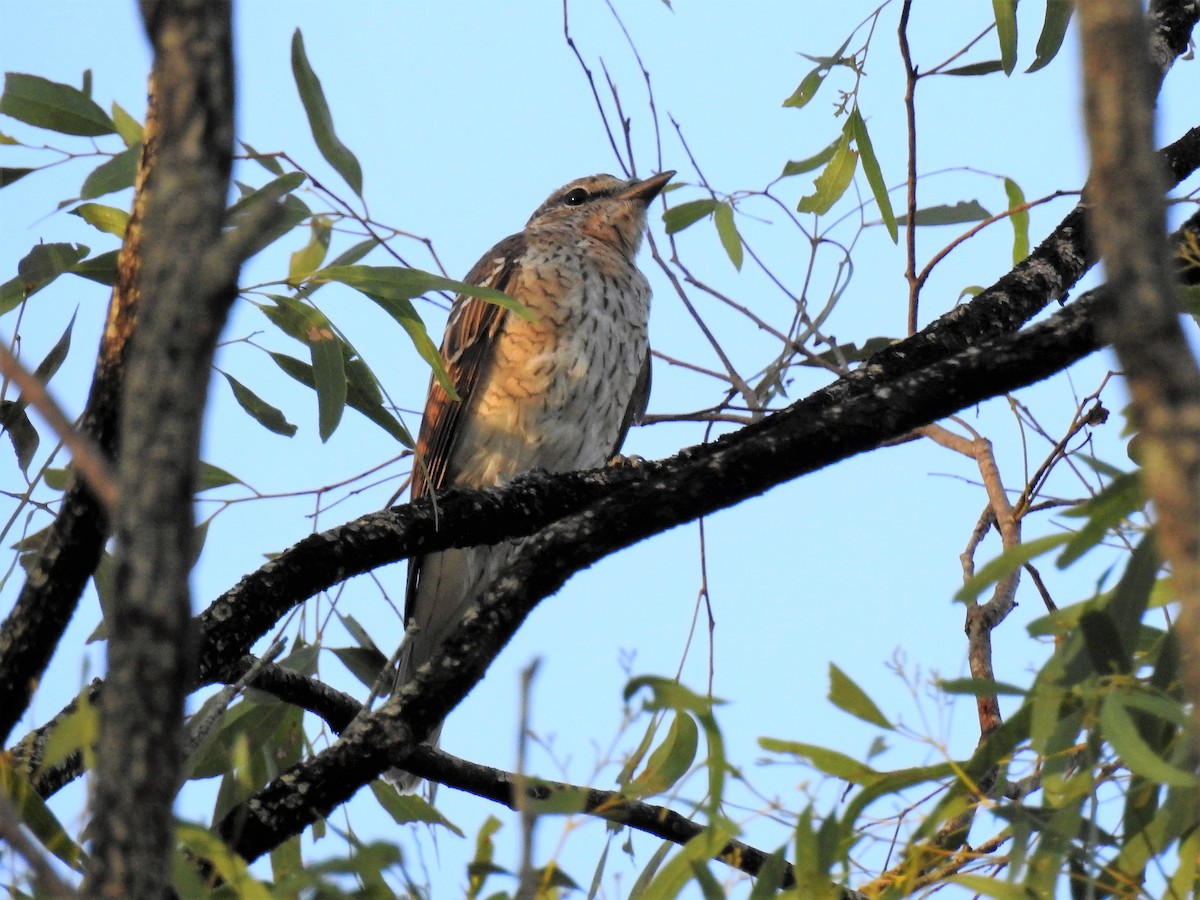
[219,284,1107,860]
[82,1,239,895]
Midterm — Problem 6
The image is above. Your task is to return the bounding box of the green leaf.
[1101,690,1194,787]
[992,0,1018,75]
[712,202,742,270]
[0,72,115,136]
[782,66,825,109]
[937,677,1027,696]
[330,646,387,688]
[797,131,856,216]
[69,249,119,286]
[941,60,1006,77]
[1027,0,1075,73]
[1057,471,1142,566]
[369,781,464,835]
[899,200,992,226]
[221,373,297,437]
[80,143,140,199]
[628,712,699,796]
[70,202,129,237]
[268,351,412,446]
[39,689,99,773]
[239,140,283,176]
[1003,177,1029,263]
[779,138,840,178]
[312,264,527,316]
[0,167,35,188]
[196,461,243,492]
[0,242,90,315]
[260,294,346,440]
[287,216,332,285]
[759,737,879,784]
[176,823,272,900]
[956,532,1069,602]
[226,172,311,259]
[828,663,893,729]
[291,30,363,196]
[110,101,143,147]
[662,198,717,234]
[849,107,897,242]
[0,755,85,872]
[948,874,1038,898]
[0,402,38,472]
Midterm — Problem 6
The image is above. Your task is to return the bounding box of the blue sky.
[2,1,1196,895]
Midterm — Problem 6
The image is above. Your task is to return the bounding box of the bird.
[390,170,674,789]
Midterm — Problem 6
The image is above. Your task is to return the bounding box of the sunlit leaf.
[759,737,879,784]
[628,712,699,796]
[70,202,129,237]
[110,101,142,147]
[1003,177,1029,263]
[849,106,897,242]
[287,216,333,286]
[0,72,115,136]
[828,663,893,729]
[1028,0,1075,73]
[291,30,363,196]
[38,689,99,773]
[80,143,140,199]
[797,131,856,215]
[993,0,1018,75]
[713,202,743,270]
[0,755,85,872]
[176,823,272,900]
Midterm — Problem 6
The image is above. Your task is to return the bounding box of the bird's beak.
[618,170,675,203]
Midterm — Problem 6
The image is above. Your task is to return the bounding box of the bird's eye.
[563,188,589,206]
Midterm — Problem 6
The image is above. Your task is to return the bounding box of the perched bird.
[391,170,674,789]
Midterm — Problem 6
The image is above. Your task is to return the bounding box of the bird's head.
[526,171,674,257]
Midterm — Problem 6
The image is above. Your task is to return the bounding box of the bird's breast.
[454,242,650,487]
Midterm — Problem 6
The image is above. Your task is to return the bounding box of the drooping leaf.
[370,782,464,835]
[79,143,140,199]
[713,202,743,270]
[1057,471,1142,566]
[330,646,387,689]
[221,373,297,437]
[662,198,717,234]
[992,0,1018,75]
[797,131,857,216]
[849,106,897,242]
[291,30,363,196]
[0,72,115,136]
[268,351,412,446]
[628,712,699,796]
[259,294,346,441]
[782,66,825,109]
[828,663,893,729]
[239,140,284,176]
[287,216,332,286]
[226,172,311,259]
[176,823,272,900]
[1028,0,1075,73]
[1101,690,1194,787]
[1003,177,1030,263]
[899,200,992,226]
[0,755,85,872]
[0,402,38,472]
[70,202,130,238]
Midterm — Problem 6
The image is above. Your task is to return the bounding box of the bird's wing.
[613,346,652,455]
[405,232,526,610]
